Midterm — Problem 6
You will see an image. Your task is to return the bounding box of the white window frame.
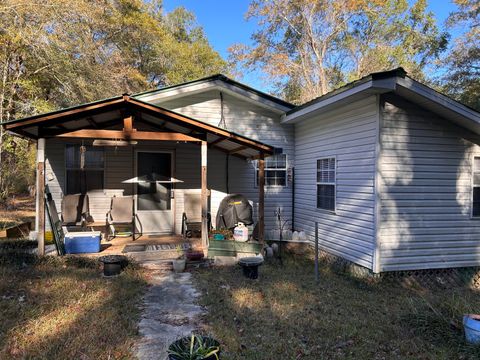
[316,157,336,212]
[472,156,480,218]
[255,154,288,187]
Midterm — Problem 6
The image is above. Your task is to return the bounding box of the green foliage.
[0,0,227,203]
[167,334,220,360]
[230,0,447,104]
[0,134,35,203]
[441,0,480,110]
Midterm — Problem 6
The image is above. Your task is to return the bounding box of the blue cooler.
[64,231,101,254]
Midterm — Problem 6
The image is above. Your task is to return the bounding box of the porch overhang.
[2,95,274,159]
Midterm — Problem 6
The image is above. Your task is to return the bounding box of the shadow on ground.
[0,253,147,359]
[193,255,480,360]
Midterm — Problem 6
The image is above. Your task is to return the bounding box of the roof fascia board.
[135,80,214,103]
[396,77,480,124]
[282,78,396,124]
[136,79,291,114]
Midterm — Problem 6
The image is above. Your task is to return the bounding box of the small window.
[65,144,104,194]
[317,157,336,211]
[256,154,287,187]
[473,157,480,217]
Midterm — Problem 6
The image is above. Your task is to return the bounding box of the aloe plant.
[167,334,220,360]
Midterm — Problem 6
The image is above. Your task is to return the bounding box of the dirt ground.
[0,196,36,237]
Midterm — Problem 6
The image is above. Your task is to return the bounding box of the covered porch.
[4,94,274,256]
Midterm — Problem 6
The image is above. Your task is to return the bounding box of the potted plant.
[167,334,220,360]
[172,245,186,273]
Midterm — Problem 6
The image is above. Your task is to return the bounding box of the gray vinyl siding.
[294,96,378,269]
[157,90,295,233]
[378,95,480,271]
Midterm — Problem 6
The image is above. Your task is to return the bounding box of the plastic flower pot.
[172,259,186,273]
[464,314,480,344]
[99,255,128,277]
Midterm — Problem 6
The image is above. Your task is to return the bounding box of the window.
[256,154,287,187]
[65,144,104,194]
[317,157,336,211]
[473,157,480,217]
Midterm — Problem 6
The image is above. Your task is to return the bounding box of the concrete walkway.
[133,262,204,360]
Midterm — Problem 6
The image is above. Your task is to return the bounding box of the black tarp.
[215,194,253,230]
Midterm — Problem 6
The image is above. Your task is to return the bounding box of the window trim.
[472,155,480,218]
[255,154,288,188]
[316,156,336,213]
[65,143,106,195]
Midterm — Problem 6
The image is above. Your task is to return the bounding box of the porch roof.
[2,95,274,158]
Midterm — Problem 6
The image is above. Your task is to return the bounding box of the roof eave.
[134,77,294,114]
[282,77,397,124]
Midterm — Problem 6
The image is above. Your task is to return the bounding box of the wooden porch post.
[36,138,46,256]
[258,154,265,244]
[201,140,208,249]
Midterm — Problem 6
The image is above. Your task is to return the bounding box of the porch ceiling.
[3,95,274,159]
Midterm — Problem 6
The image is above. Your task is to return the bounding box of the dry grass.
[0,254,147,359]
[193,255,480,359]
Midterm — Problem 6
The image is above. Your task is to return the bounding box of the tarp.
[215,194,253,230]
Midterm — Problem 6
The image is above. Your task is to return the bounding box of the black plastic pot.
[168,336,220,360]
[238,257,264,279]
[99,255,128,277]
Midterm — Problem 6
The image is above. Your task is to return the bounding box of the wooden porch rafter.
[55,129,203,142]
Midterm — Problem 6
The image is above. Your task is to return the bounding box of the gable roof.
[2,94,274,158]
[133,74,294,113]
[283,68,480,137]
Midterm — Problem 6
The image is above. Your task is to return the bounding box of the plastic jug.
[233,222,249,242]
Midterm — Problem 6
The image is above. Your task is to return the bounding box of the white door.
[135,151,174,234]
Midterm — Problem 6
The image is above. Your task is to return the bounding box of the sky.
[163,0,460,91]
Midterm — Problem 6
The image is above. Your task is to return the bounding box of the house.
[4,68,480,273]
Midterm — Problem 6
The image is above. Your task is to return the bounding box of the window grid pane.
[66,145,105,194]
[265,154,287,169]
[257,154,287,187]
[317,184,335,211]
[473,187,480,217]
[66,145,104,169]
[317,158,335,184]
[317,157,336,210]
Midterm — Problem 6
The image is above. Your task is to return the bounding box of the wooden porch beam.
[123,116,133,133]
[55,129,202,142]
[36,138,46,256]
[201,140,209,249]
[258,154,265,244]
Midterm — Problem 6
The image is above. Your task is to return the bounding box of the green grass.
[193,255,480,359]
[0,254,147,359]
